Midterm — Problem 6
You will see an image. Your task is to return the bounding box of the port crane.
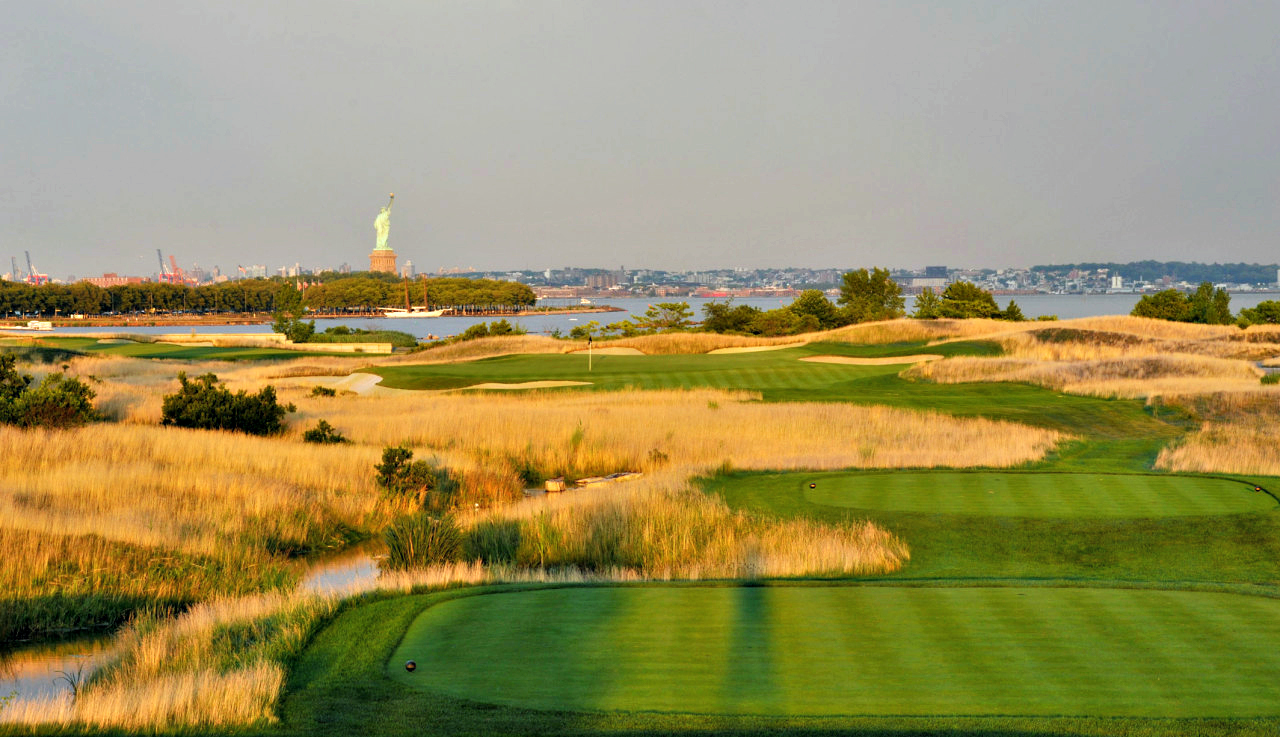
[156,249,196,286]
[9,256,18,282]
[24,251,48,285]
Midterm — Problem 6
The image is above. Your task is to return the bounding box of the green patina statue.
[374,193,394,251]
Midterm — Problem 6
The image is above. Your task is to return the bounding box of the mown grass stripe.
[389,586,1280,718]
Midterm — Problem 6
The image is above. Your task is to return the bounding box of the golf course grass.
[366,342,1176,460]
[92,331,1268,737]
[387,585,1280,718]
[793,471,1276,517]
[4,336,342,360]
[369,341,997,392]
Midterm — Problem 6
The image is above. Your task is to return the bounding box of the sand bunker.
[465,380,591,390]
[801,354,944,365]
[306,373,414,397]
[569,347,644,355]
[708,343,806,354]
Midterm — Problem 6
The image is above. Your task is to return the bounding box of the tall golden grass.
[295,388,1063,483]
[465,468,909,579]
[906,353,1264,399]
[1153,390,1280,476]
[0,593,333,730]
[0,425,389,556]
[1156,423,1280,476]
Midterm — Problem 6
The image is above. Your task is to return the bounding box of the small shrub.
[375,445,459,510]
[302,419,347,444]
[0,354,97,428]
[14,373,99,428]
[647,448,670,466]
[383,513,462,569]
[1262,373,1280,385]
[161,372,294,435]
[308,385,337,397]
[272,315,316,342]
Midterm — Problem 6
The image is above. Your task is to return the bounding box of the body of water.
[43,292,1280,340]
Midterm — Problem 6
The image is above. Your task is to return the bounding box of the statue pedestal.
[370,249,397,274]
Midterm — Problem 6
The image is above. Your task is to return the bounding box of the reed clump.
[1,593,335,730]
[460,472,909,579]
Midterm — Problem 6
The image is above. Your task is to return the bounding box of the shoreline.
[17,305,624,329]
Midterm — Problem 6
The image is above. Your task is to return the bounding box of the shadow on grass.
[260,584,1280,737]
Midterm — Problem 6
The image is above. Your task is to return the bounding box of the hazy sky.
[4,1,1279,278]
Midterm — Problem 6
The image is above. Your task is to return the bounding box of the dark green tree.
[637,302,693,331]
[1131,290,1190,321]
[1237,300,1280,326]
[1002,300,1026,322]
[1182,282,1232,325]
[838,268,905,323]
[939,282,1000,319]
[912,288,942,319]
[701,301,762,333]
[748,308,817,336]
[788,290,842,330]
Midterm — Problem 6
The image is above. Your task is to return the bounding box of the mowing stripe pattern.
[389,586,1280,718]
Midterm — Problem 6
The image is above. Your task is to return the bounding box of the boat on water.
[4,320,53,331]
[381,307,446,318]
[381,275,445,318]
[579,297,594,305]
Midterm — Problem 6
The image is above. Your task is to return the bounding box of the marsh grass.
[907,352,1264,399]
[300,389,1063,485]
[1,593,335,730]
[463,470,910,579]
[0,528,293,644]
[1154,391,1280,476]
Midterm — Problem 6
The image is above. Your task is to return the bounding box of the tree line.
[571,269,1030,339]
[0,273,535,316]
[1032,261,1278,285]
[1131,283,1280,327]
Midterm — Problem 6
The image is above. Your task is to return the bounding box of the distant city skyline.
[5,3,1280,278]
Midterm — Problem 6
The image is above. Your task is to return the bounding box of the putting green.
[389,586,1280,717]
[770,471,1274,518]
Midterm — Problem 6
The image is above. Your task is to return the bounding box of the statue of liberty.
[374,193,394,251]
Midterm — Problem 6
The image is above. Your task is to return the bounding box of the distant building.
[924,265,948,278]
[81,273,146,288]
[911,277,947,289]
[1111,275,1124,290]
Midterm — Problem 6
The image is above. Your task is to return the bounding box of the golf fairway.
[389,586,1280,717]
[794,471,1276,517]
